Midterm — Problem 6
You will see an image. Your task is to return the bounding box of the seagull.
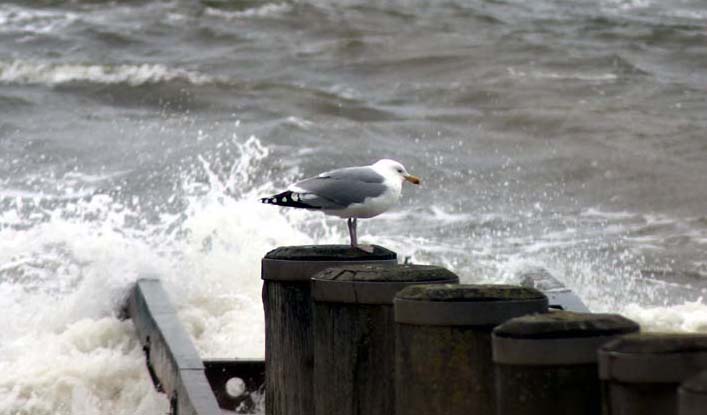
[260,159,420,249]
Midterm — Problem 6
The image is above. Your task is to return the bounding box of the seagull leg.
[347,217,358,248]
[349,218,375,254]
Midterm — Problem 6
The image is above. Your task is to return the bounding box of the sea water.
[1,1,706,413]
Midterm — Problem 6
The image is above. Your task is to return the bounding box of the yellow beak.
[404,174,421,185]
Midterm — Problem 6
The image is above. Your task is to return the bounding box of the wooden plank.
[126,277,221,415]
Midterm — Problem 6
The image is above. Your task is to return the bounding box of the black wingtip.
[260,193,285,205]
[259,191,320,209]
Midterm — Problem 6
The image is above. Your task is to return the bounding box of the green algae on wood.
[313,264,457,282]
[494,311,640,339]
[397,283,546,302]
[603,332,707,354]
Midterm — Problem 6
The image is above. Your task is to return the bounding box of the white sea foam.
[669,9,707,20]
[427,206,477,224]
[541,72,618,82]
[507,67,618,82]
[0,135,323,414]
[204,3,292,20]
[0,170,130,205]
[62,170,131,184]
[0,60,214,86]
[0,207,171,414]
[580,207,637,220]
[622,301,707,332]
[285,116,315,130]
[0,5,77,34]
[600,0,653,12]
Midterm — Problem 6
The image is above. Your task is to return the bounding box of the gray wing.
[289,166,387,209]
[324,167,385,183]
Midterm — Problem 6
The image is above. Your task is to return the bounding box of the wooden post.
[679,371,707,415]
[599,333,707,415]
[261,245,397,415]
[493,311,639,415]
[311,265,459,415]
[393,284,548,415]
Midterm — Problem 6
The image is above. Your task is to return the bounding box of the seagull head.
[372,159,421,185]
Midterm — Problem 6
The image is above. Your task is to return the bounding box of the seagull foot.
[356,244,375,254]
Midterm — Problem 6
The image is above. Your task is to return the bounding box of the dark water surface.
[1,0,706,413]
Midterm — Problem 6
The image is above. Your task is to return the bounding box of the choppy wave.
[669,9,707,19]
[2,1,707,414]
[2,132,707,414]
[0,60,215,86]
[600,0,653,12]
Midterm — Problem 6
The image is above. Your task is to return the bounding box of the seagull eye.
[396,168,403,173]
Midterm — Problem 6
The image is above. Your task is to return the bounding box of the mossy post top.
[313,264,457,283]
[494,311,640,340]
[599,333,707,383]
[262,245,398,282]
[311,264,459,305]
[265,245,396,261]
[396,283,547,302]
[492,311,640,366]
[394,284,548,327]
[601,332,707,354]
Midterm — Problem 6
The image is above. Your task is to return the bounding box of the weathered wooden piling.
[679,371,707,415]
[394,284,548,415]
[599,333,707,415]
[261,245,397,415]
[493,311,639,415]
[311,264,459,415]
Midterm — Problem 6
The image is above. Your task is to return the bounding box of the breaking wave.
[0,4,77,34]
[0,60,215,86]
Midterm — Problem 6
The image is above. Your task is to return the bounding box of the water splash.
[0,134,315,414]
